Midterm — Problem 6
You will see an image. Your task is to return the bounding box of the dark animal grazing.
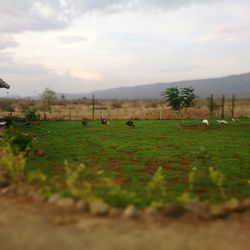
[101,118,109,125]
[24,120,31,127]
[82,119,88,126]
[126,120,135,128]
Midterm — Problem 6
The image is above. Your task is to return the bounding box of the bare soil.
[0,196,250,250]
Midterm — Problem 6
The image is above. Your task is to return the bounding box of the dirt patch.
[113,177,125,185]
[236,124,250,128]
[177,124,217,130]
[0,196,250,250]
[106,159,121,172]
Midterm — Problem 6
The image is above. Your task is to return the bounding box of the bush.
[2,128,33,154]
[0,145,26,183]
[24,107,38,122]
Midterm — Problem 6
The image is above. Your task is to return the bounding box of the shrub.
[146,167,168,207]
[2,128,33,154]
[0,145,26,183]
[24,107,38,122]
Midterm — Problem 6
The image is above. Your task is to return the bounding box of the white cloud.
[0,0,250,96]
[0,0,72,33]
[59,35,88,44]
[0,36,18,49]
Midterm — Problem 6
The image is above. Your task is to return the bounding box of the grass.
[19,119,250,207]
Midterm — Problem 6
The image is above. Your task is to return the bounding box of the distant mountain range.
[3,72,250,100]
[64,72,250,99]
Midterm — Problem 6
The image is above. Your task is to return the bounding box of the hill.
[63,72,250,99]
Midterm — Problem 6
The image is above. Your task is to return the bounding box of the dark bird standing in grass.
[101,117,109,125]
[82,118,88,126]
[126,120,135,128]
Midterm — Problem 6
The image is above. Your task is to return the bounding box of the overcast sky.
[0,0,250,97]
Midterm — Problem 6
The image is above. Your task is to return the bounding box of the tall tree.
[40,88,56,112]
[162,87,196,121]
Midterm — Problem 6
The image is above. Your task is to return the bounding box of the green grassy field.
[21,119,250,207]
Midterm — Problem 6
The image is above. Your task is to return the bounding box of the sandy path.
[0,196,250,250]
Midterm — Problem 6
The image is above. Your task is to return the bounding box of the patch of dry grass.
[1,98,250,120]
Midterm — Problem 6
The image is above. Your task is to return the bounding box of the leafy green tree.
[162,87,196,121]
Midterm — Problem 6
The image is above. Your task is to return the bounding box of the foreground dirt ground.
[0,196,250,250]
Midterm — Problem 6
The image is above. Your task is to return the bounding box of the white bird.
[217,120,228,124]
[232,118,239,122]
[0,117,7,126]
[202,119,209,125]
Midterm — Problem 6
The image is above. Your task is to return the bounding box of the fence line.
[1,95,250,120]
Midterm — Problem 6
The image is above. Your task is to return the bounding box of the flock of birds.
[81,117,240,128]
[82,118,136,128]
[202,118,240,126]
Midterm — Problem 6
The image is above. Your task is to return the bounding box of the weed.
[146,167,168,207]
[0,145,26,183]
[27,170,47,184]
[209,166,225,199]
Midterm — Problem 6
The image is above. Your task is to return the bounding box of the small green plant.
[189,146,211,187]
[98,178,137,207]
[27,170,47,184]
[209,166,225,199]
[24,107,38,123]
[146,167,168,207]
[63,160,100,201]
[64,160,85,194]
[188,166,198,191]
[177,192,193,204]
[188,147,213,197]
[0,145,26,183]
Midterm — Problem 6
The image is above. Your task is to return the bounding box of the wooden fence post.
[210,94,214,117]
[221,94,225,119]
[92,94,95,120]
[232,94,235,118]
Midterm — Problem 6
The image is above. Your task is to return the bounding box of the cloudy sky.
[0,0,250,97]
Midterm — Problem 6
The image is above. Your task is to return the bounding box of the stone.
[56,198,75,208]
[47,194,61,204]
[0,179,10,188]
[89,202,109,216]
[16,186,30,196]
[0,185,16,195]
[75,200,87,211]
[242,198,250,210]
[225,198,241,212]
[186,200,210,219]
[164,205,186,218]
[123,205,140,219]
[29,191,46,202]
[108,207,123,217]
[144,207,159,218]
[209,204,228,218]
